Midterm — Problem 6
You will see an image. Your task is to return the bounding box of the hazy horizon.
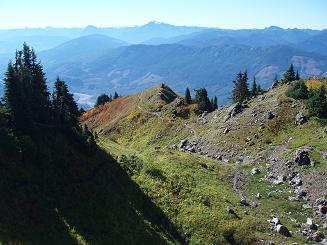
[1,0,326,30]
[0,21,326,31]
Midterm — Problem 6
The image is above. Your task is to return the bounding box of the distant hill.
[39,34,128,65]
[40,43,327,106]
[1,23,327,106]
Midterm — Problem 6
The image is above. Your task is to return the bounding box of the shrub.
[306,86,327,118]
[118,154,143,175]
[285,80,309,100]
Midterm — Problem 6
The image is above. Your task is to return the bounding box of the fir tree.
[52,77,79,128]
[251,76,258,97]
[195,88,212,112]
[95,94,111,107]
[185,87,192,104]
[211,96,218,110]
[283,64,296,83]
[232,71,250,103]
[3,62,30,131]
[295,71,300,81]
[113,92,119,100]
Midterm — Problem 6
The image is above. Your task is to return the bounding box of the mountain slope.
[82,80,327,244]
[39,34,127,65]
[43,43,327,106]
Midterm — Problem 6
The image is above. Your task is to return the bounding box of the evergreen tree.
[283,64,296,83]
[306,86,327,118]
[251,76,258,97]
[79,107,86,115]
[232,71,250,103]
[185,87,192,104]
[52,78,79,128]
[4,44,51,132]
[4,63,25,131]
[95,94,111,107]
[211,96,218,110]
[29,48,51,123]
[113,92,119,100]
[295,71,300,81]
[195,88,212,112]
[257,84,262,93]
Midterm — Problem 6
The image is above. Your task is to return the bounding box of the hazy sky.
[0,0,326,29]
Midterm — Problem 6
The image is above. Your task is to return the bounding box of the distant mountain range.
[0,22,326,107]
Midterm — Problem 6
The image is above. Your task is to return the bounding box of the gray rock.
[318,204,327,214]
[265,111,275,120]
[312,232,325,242]
[223,128,230,134]
[240,198,250,206]
[307,218,318,230]
[294,149,313,166]
[295,112,307,125]
[179,139,188,149]
[224,103,244,121]
[276,224,292,237]
[272,217,280,225]
[251,168,261,175]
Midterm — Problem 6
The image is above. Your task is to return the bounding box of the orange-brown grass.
[81,95,138,129]
[305,78,327,90]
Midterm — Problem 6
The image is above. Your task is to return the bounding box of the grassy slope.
[83,81,327,244]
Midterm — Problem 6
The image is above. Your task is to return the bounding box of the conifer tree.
[52,78,79,128]
[283,64,296,83]
[211,96,218,110]
[185,87,192,104]
[195,88,212,112]
[3,62,30,131]
[95,94,111,107]
[113,92,119,100]
[232,71,250,103]
[295,71,300,81]
[251,76,258,97]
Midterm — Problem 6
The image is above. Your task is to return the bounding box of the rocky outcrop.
[294,149,314,166]
[224,103,244,122]
[295,112,307,125]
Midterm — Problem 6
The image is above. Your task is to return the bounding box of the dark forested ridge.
[0,45,182,244]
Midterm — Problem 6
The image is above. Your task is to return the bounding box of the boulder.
[276,224,292,237]
[294,149,313,166]
[240,198,250,206]
[224,103,244,121]
[223,128,230,134]
[318,204,327,214]
[312,232,325,242]
[265,111,275,120]
[307,218,318,230]
[251,168,261,175]
[295,112,307,125]
[272,217,280,225]
[179,139,188,149]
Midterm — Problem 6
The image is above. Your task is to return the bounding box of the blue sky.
[0,0,326,29]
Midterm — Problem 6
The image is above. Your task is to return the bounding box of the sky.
[0,0,326,29]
